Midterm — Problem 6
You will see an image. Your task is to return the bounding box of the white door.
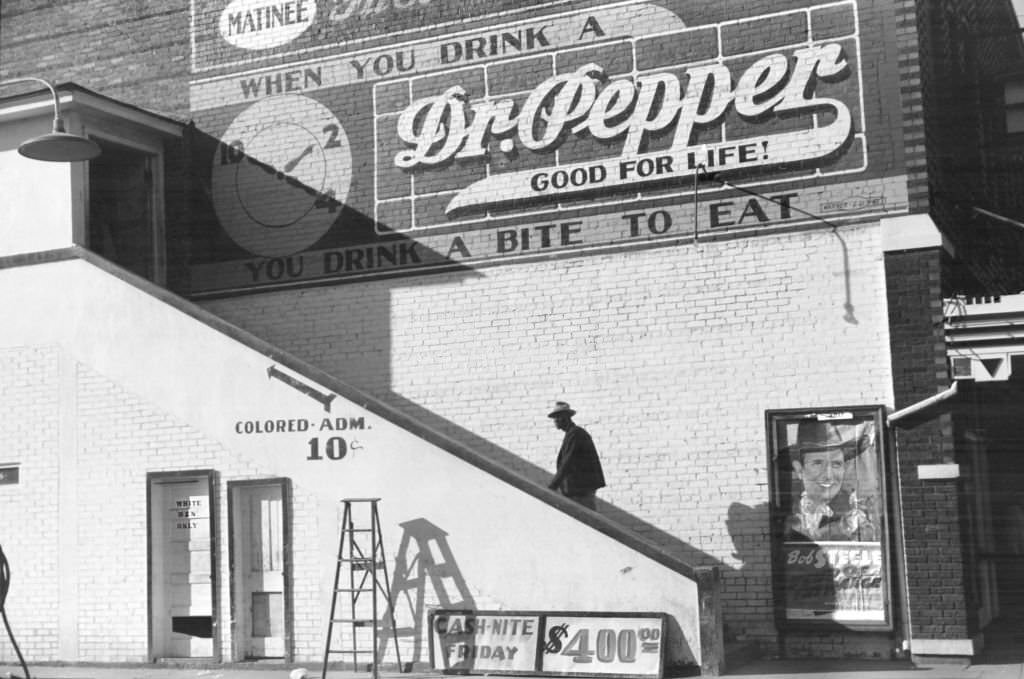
[149,475,214,659]
[234,483,286,658]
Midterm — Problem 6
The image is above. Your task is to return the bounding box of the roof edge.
[0,82,187,134]
[881,213,956,257]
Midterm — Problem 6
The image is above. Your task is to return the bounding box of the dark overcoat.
[553,425,606,495]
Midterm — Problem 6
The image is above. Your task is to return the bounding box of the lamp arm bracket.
[0,77,64,132]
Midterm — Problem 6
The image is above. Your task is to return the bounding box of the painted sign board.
[172,494,210,531]
[430,611,542,674]
[429,610,666,677]
[539,615,665,677]
[191,0,585,73]
[231,409,370,461]
[188,0,908,295]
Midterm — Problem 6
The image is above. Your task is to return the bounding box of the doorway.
[148,471,217,660]
[229,479,292,661]
[966,383,1024,662]
[88,139,162,283]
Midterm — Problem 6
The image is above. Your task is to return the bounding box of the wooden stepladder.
[321,498,402,679]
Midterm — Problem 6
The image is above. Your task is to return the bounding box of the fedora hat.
[793,419,859,459]
[548,401,576,418]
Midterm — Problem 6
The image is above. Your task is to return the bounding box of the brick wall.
[75,362,339,663]
[884,0,1024,642]
[901,0,1024,293]
[0,1,192,120]
[75,365,221,661]
[0,0,924,659]
[0,257,717,667]
[0,346,327,663]
[892,0,929,215]
[0,346,61,662]
[203,220,897,650]
[884,246,970,643]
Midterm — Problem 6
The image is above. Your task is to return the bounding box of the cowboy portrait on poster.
[785,419,879,543]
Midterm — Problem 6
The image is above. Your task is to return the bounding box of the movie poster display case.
[766,406,892,630]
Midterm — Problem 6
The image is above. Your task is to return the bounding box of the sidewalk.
[0,665,427,679]
[726,657,1024,679]
[2,659,1023,679]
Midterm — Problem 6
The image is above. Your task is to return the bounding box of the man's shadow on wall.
[725,501,777,648]
[726,501,840,658]
[384,393,730,571]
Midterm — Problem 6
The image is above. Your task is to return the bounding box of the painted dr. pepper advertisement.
[188,0,908,295]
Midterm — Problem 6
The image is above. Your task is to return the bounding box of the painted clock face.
[212,94,353,257]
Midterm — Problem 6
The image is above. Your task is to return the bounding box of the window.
[1005,78,1024,134]
[88,139,161,281]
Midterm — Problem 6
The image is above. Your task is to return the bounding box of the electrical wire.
[697,166,845,229]
[0,544,31,679]
[695,167,858,322]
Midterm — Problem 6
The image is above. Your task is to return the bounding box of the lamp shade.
[1,77,103,162]
[18,130,101,162]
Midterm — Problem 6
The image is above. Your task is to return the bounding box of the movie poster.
[766,407,892,628]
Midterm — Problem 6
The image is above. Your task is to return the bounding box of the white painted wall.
[203,218,898,647]
[0,117,79,256]
[0,257,704,667]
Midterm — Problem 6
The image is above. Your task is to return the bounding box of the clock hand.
[242,147,330,202]
[284,144,315,173]
[245,149,313,190]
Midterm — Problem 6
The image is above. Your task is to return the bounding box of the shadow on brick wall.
[180,124,483,299]
[380,392,732,573]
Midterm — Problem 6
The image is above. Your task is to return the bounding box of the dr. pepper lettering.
[393,43,850,170]
[330,0,433,23]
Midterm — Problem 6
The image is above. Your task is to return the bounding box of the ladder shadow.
[379,517,476,670]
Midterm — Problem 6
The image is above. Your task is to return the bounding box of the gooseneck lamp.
[0,76,101,162]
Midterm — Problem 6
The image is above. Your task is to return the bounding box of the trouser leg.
[568,490,597,510]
